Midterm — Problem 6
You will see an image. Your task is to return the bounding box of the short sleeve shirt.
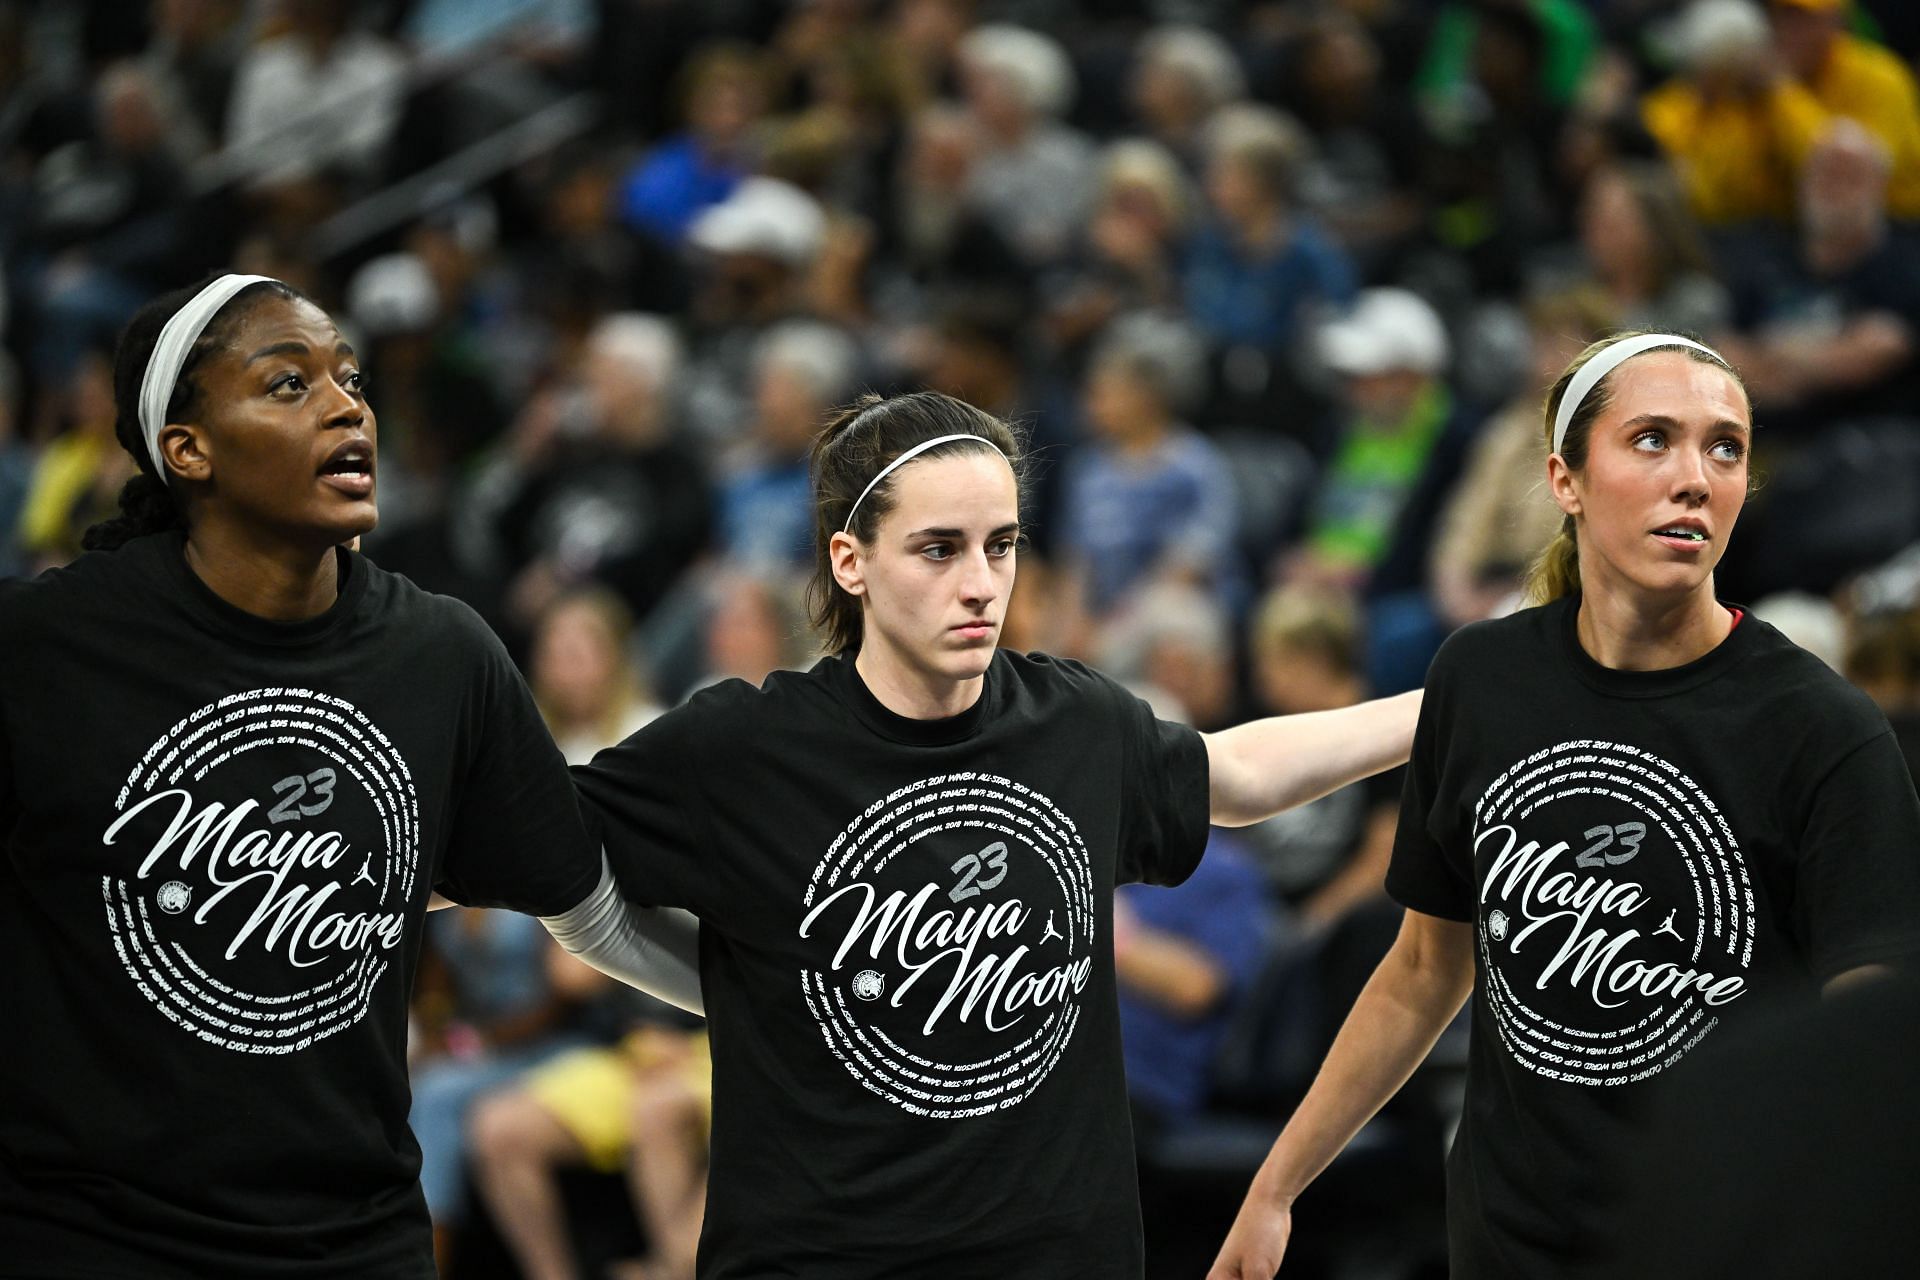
[574,649,1211,1279]
[0,533,598,1278]
[1388,595,1920,1277]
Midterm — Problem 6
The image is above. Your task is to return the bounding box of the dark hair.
[83,276,307,552]
[807,391,1029,657]
[1525,330,1750,604]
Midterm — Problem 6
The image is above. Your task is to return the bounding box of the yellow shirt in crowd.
[1642,33,1920,224]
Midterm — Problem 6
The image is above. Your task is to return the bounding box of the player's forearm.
[1242,916,1471,1209]
[1205,691,1421,827]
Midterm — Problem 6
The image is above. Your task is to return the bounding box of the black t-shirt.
[1388,594,1920,1278]
[574,650,1211,1279]
[0,532,599,1279]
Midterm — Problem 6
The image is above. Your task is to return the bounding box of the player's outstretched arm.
[1203,690,1421,827]
[538,853,704,1015]
[1208,909,1471,1279]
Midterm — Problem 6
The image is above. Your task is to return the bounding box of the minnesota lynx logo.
[798,772,1095,1120]
[1474,740,1754,1088]
[100,689,421,1055]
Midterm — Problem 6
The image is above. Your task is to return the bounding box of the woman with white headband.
[0,275,698,1277]
[570,389,1419,1277]
[1211,332,1920,1279]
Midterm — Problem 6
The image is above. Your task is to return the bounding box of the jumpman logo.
[1654,909,1684,942]
[1041,911,1064,944]
[352,855,377,888]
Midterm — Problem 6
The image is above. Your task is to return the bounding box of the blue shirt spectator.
[1117,833,1270,1122]
[718,456,811,571]
[1183,215,1356,349]
[1061,428,1239,617]
[620,136,743,243]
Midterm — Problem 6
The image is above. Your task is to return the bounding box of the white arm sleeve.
[538,854,704,1016]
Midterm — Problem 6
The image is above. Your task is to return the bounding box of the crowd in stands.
[8,0,1920,1275]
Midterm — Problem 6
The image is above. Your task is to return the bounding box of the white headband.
[139,274,279,481]
[1552,333,1723,455]
[842,433,1010,533]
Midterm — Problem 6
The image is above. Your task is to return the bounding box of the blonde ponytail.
[1525,516,1580,605]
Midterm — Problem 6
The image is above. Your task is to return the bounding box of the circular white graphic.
[99,688,420,1055]
[1473,739,1753,1088]
[1487,908,1509,942]
[797,771,1095,1121]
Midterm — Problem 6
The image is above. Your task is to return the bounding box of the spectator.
[1130,25,1246,174]
[140,0,245,159]
[956,24,1097,267]
[719,320,861,573]
[1057,313,1239,651]
[485,313,712,634]
[343,251,506,526]
[1099,580,1241,734]
[1183,105,1357,352]
[1641,0,1828,225]
[1844,604,1920,791]
[530,588,661,766]
[223,0,406,188]
[1295,288,1464,597]
[1116,835,1268,1137]
[1716,121,1920,427]
[410,908,579,1266]
[469,1016,710,1280]
[1297,287,1474,691]
[1281,11,1430,276]
[14,348,128,572]
[1572,159,1731,334]
[1769,0,1920,219]
[681,177,829,447]
[1238,584,1403,922]
[466,587,706,1280]
[1046,140,1193,359]
[618,44,769,243]
[1423,4,1575,295]
[1430,288,1611,628]
[696,568,811,691]
[878,105,1031,326]
[1418,0,1599,120]
[22,61,197,382]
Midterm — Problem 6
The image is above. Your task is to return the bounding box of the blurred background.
[6,0,1920,1275]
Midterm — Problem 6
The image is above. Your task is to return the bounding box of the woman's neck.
[1574,578,1732,672]
[184,521,341,622]
[855,641,986,720]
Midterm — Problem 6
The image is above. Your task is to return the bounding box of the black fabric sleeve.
[570,699,717,917]
[1385,657,1473,922]
[434,609,601,915]
[1112,676,1211,888]
[0,580,19,847]
[0,685,15,854]
[1792,729,1920,979]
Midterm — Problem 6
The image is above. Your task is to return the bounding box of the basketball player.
[0,275,697,1278]
[574,390,1423,1277]
[1208,333,1920,1278]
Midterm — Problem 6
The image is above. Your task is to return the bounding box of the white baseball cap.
[1317,288,1450,377]
[688,178,827,270]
